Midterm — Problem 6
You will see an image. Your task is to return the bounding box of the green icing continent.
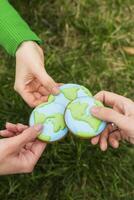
[38,133,51,141]
[77,132,95,138]
[48,95,55,103]
[95,100,103,107]
[34,112,46,124]
[37,95,55,108]
[45,113,65,132]
[34,111,65,133]
[62,87,79,101]
[80,86,92,97]
[68,102,101,131]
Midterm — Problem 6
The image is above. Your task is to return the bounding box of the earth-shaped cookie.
[29,102,68,142]
[65,96,106,139]
[48,84,92,108]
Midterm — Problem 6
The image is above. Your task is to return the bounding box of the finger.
[33,96,48,106]
[30,140,47,159]
[25,79,40,92]
[14,82,37,108]
[16,123,28,133]
[6,122,18,133]
[9,124,43,150]
[33,92,42,99]
[94,91,132,108]
[56,83,64,87]
[0,130,14,137]
[18,90,37,107]
[23,91,48,107]
[36,70,60,95]
[99,128,109,151]
[91,106,132,131]
[91,135,100,145]
[0,123,27,137]
[108,131,120,148]
[38,86,50,96]
[24,142,33,150]
[38,83,62,96]
[6,122,28,134]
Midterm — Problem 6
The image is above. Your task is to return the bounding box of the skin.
[1,40,134,172]
[15,41,60,107]
[1,91,134,174]
[90,91,134,151]
[0,41,62,175]
[0,123,46,175]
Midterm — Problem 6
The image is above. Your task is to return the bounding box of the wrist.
[16,41,37,56]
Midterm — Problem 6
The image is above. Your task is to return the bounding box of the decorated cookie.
[29,102,68,142]
[48,84,92,108]
[65,96,106,139]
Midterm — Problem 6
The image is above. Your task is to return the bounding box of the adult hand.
[0,123,46,175]
[91,91,134,151]
[14,41,59,107]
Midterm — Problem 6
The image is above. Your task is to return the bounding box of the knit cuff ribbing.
[0,0,43,56]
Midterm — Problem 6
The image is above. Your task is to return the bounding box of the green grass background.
[0,0,134,199]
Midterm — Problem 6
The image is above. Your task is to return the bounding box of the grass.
[0,0,134,199]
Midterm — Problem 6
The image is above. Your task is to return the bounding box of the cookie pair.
[29,84,106,142]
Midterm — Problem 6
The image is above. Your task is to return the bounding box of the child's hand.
[91,91,134,151]
[0,122,46,175]
[14,41,60,107]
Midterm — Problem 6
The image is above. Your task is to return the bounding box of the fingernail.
[34,124,43,131]
[91,140,97,145]
[6,122,11,126]
[101,143,107,151]
[91,106,100,114]
[52,87,60,95]
[113,141,119,148]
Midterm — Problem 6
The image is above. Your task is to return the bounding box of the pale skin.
[15,41,60,107]
[0,92,134,174]
[1,40,133,173]
[91,91,134,151]
[0,41,59,175]
[0,123,46,175]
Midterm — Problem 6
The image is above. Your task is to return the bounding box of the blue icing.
[50,83,92,108]
[29,102,68,142]
[96,121,106,135]
[37,103,65,115]
[29,84,105,141]
[65,110,95,136]
[29,114,34,126]
[77,89,89,97]
[65,96,107,138]
[64,110,77,134]
[40,122,68,142]
[71,96,95,116]
[50,128,68,141]
[74,96,94,105]
[51,93,70,108]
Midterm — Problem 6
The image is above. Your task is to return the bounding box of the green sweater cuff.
[0,0,43,56]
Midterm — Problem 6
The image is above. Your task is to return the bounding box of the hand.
[14,41,59,107]
[0,122,46,175]
[90,91,134,151]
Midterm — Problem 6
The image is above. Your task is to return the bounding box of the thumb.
[91,106,130,131]
[10,124,43,150]
[36,69,60,95]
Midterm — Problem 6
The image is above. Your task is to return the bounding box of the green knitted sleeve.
[0,0,42,56]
